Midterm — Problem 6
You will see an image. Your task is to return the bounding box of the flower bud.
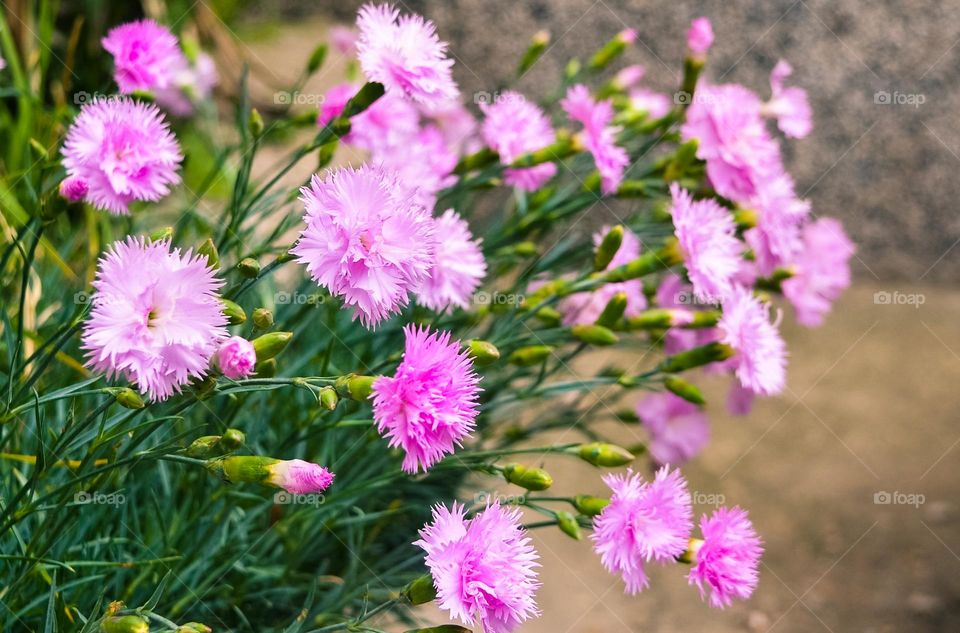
[208,455,274,486]
[402,574,438,605]
[664,375,706,406]
[306,43,328,74]
[587,29,635,71]
[663,139,699,182]
[534,306,562,327]
[29,138,48,160]
[217,336,256,379]
[576,442,635,467]
[507,345,553,366]
[570,324,619,346]
[237,257,260,278]
[466,340,500,366]
[503,463,553,491]
[573,494,610,516]
[186,435,222,458]
[196,238,219,269]
[59,175,88,202]
[106,387,145,410]
[659,342,734,374]
[100,615,149,633]
[319,386,339,411]
[220,298,247,326]
[252,308,274,329]
[596,292,628,328]
[677,537,705,564]
[564,58,581,80]
[192,374,218,400]
[252,331,292,361]
[255,358,277,377]
[517,30,550,75]
[593,225,624,271]
[248,108,265,137]
[556,510,582,540]
[176,624,211,633]
[221,428,246,450]
[148,226,173,242]
[341,82,385,119]
[334,374,376,401]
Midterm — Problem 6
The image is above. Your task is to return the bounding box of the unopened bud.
[319,386,339,410]
[220,298,247,325]
[100,615,149,633]
[664,375,706,405]
[467,340,500,366]
[659,342,734,373]
[341,82,385,119]
[576,442,635,467]
[402,574,438,605]
[534,307,562,327]
[248,108,265,137]
[221,428,246,450]
[517,30,550,75]
[335,374,376,401]
[594,225,624,271]
[186,435,222,458]
[307,44,328,74]
[587,29,635,71]
[596,292,628,328]
[255,358,277,377]
[252,331,292,361]
[573,494,610,516]
[503,463,553,491]
[176,624,211,633]
[677,537,705,564]
[107,387,145,410]
[29,138,49,160]
[196,238,219,269]
[556,510,582,540]
[149,226,173,242]
[663,139,699,182]
[208,455,276,485]
[507,345,553,366]
[252,308,274,329]
[237,257,260,278]
[570,324,619,346]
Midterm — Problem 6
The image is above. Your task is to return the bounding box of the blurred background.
[18,0,960,631]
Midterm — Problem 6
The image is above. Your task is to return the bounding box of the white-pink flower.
[417,209,486,313]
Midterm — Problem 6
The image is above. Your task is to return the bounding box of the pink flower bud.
[268,459,334,494]
[59,176,88,203]
[687,17,714,55]
[217,336,256,379]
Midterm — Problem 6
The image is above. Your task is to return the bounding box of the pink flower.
[347,91,421,154]
[373,124,457,209]
[654,273,718,355]
[356,3,458,107]
[267,459,334,494]
[718,287,787,396]
[617,28,638,45]
[155,51,219,116]
[628,88,672,119]
[330,25,358,55]
[480,91,557,191]
[421,98,479,154]
[562,85,629,194]
[559,225,647,325]
[61,97,182,215]
[687,17,714,55]
[726,381,756,416]
[317,82,360,128]
[102,19,187,94]
[681,83,782,204]
[764,60,812,139]
[592,467,694,594]
[744,172,810,275]
[689,506,763,608]
[636,393,710,466]
[670,184,742,304]
[58,175,88,202]
[216,336,256,379]
[613,64,646,90]
[81,237,227,402]
[782,218,854,327]
[415,502,540,633]
[417,209,486,312]
[291,165,435,327]
[372,326,481,472]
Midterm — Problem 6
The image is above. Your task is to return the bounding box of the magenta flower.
[480,91,558,191]
[689,506,763,608]
[562,84,629,194]
[636,392,710,466]
[155,52,219,117]
[291,165,435,327]
[317,82,360,128]
[216,336,256,380]
[417,209,486,313]
[726,381,755,416]
[372,326,481,472]
[764,60,812,139]
[330,25,358,55]
[102,19,187,94]
[58,175,88,203]
[628,88,672,119]
[718,287,787,396]
[415,502,540,633]
[346,91,421,154]
[613,64,646,90]
[373,124,457,210]
[81,237,228,402]
[592,467,694,594]
[744,172,810,275]
[687,17,714,55]
[267,459,335,494]
[559,225,647,325]
[61,97,182,215]
[356,3,458,107]
[782,218,854,327]
[422,98,480,154]
[669,184,742,304]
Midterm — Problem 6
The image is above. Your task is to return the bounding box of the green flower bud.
[252,308,273,329]
[659,342,734,374]
[564,58,581,80]
[573,494,610,516]
[466,340,500,366]
[186,435,222,458]
[255,358,277,377]
[208,455,277,485]
[503,463,553,491]
[593,225,624,271]
[100,615,149,633]
[576,442,635,467]
[534,306,562,327]
[176,624,211,633]
[517,30,550,75]
[220,298,247,326]
[596,292,628,328]
[615,179,651,198]
[107,387,145,410]
[237,257,260,278]
[148,226,173,242]
[603,241,682,283]
[248,108,265,137]
[615,408,640,424]
[664,375,706,406]
[556,510,582,540]
[334,374,376,401]
[306,43,328,74]
[252,331,292,361]
[507,345,553,367]
[663,139,700,182]
[221,428,246,450]
[570,324,619,346]
[196,238,219,269]
[29,138,49,160]
[341,82,385,119]
[734,208,758,230]
[318,386,339,411]
[402,574,438,605]
[588,29,634,71]
[677,537,705,564]
[513,241,538,257]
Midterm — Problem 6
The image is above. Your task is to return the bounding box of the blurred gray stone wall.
[269,0,960,282]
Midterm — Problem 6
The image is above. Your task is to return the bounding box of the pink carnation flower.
[726,381,756,416]
[592,467,694,594]
[689,506,763,608]
[347,91,421,154]
[58,175,88,203]
[417,209,486,312]
[782,217,854,327]
[718,287,787,396]
[559,225,647,325]
[372,326,481,472]
[687,17,714,55]
[415,502,540,633]
[81,237,227,402]
[291,165,435,327]
[613,64,646,90]
[636,392,710,466]
[562,84,629,194]
[669,184,742,304]
[356,3,458,107]
[102,19,187,94]
[61,97,182,215]
[422,98,480,154]
[373,124,457,210]
[330,25,358,55]
[764,60,812,139]
[267,459,335,494]
[216,336,256,379]
[155,52,219,116]
[480,91,558,191]
[316,82,360,128]
[744,172,810,275]
[628,88,672,119]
